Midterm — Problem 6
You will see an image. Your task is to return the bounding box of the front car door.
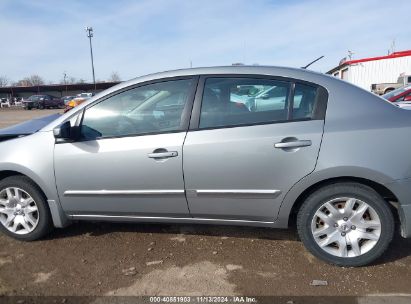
[54,77,197,218]
[183,76,327,222]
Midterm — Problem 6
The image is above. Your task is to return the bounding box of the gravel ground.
[1,108,411,302]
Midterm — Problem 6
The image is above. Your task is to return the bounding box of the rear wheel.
[297,182,394,267]
[0,176,53,241]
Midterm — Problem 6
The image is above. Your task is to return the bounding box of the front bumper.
[23,102,37,108]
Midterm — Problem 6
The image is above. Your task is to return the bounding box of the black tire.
[37,103,44,110]
[0,176,53,241]
[297,182,394,267]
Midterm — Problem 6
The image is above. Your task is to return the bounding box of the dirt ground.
[1,108,411,302]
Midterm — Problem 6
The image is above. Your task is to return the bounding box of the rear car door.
[54,77,197,217]
[183,76,327,222]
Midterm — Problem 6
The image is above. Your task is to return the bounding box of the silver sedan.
[0,66,410,267]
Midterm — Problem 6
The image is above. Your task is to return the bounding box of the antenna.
[301,56,324,69]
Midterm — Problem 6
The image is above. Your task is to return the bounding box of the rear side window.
[199,77,322,129]
[199,78,290,129]
[292,83,318,120]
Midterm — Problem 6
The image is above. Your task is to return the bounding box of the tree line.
[0,72,121,87]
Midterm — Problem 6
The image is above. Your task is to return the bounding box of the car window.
[199,78,290,129]
[81,79,193,140]
[292,83,318,119]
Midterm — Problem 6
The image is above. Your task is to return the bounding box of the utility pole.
[85,26,96,90]
[63,72,67,94]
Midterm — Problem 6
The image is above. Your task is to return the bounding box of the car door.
[183,76,327,222]
[54,77,197,217]
[31,96,39,106]
[43,95,51,107]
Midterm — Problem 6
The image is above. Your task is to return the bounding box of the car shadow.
[379,234,411,264]
[43,221,411,266]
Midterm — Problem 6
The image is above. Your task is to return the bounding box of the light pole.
[85,26,96,90]
[63,72,67,95]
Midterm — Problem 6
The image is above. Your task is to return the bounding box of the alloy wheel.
[311,197,382,258]
[0,187,39,235]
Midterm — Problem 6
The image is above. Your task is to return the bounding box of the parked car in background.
[61,96,76,105]
[23,95,64,110]
[0,98,11,108]
[381,85,411,102]
[1,66,411,267]
[12,97,24,107]
[64,92,94,112]
[394,101,411,110]
[371,74,411,95]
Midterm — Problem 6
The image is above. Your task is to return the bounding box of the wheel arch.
[286,176,400,228]
[0,167,51,199]
[0,169,69,228]
[384,87,395,94]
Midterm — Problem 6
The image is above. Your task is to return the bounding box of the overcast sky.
[1,0,410,84]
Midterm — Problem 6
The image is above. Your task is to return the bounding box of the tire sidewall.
[0,176,52,241]
[297,183,394,267]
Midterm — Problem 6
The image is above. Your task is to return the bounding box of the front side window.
[199,78,290,129]
[81,78,193,140]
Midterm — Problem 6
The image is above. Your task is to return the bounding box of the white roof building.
[327,50,411,91]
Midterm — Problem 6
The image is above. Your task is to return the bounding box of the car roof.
[124,65,329,84]
[100,66,337,100]
[40,65,376,131]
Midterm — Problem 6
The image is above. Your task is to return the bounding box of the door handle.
[148,151,178,159]
[274,140,312,149]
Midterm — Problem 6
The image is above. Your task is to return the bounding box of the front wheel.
[297,182,394,267]
[0,176,53,241]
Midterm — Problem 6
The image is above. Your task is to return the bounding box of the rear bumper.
[398,204,411,238]
[385,178,411,238]
[371,88,384,95]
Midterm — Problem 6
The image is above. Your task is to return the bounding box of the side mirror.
[260,93,269,100]
[404,95,411,102]
[53,121,79,141]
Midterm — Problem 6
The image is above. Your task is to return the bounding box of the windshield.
[382,85,411,99]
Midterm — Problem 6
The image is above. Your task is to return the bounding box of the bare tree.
[28,74,45,86]
[15,75,45,86]
[14,79,31,86]
[109,72,121,82]
[68,77,77,84]
[0,76,10,87]
[60,76,88,85]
